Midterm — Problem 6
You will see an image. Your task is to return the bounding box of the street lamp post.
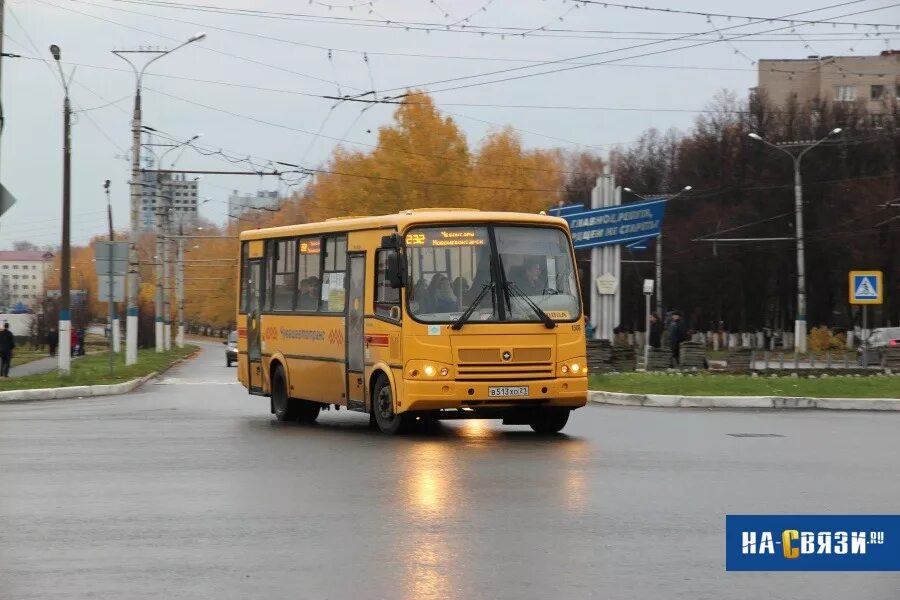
[113,32,205,365]
[748,128,841,354]
[49,44,75,374]
[623,185,692,320]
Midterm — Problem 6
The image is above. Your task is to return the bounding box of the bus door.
[247,258,264,394]
[346,253,366,411]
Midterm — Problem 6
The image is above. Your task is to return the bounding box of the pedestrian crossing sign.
[849,270,883,305]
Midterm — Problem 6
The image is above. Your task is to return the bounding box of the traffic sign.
[95,241,129,276]
[0,184,18,218]
[97,275,125,302]
[849,270,883,305]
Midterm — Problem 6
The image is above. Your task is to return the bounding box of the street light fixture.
[50,44,76,374]
[112,32,206,365]
[748,127,842,353]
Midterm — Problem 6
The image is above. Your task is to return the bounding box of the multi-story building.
[0,250,55,309]
[227,189,280,218]
[139,172,201,233]
[758,50,900,125]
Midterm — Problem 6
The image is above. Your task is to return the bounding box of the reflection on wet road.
[1,343,899,599]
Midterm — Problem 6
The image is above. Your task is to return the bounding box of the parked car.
[859,327,900,366]
[224,330,238,367]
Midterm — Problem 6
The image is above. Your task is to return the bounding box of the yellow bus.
[236,208,587,434]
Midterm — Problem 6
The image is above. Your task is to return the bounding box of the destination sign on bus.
[299,239,321,254]
[405,229,487,248]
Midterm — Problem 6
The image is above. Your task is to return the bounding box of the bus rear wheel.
[372,375,409,435]
[529,408,570,434]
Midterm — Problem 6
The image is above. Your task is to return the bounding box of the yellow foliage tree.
[304,91,471,220]
[466,126,564,212]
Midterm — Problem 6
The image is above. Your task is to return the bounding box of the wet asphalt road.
[2,343,899,600]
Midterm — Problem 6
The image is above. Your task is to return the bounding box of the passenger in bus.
[410,277,429,313]
[428,273,458,313]
[452,276,470,306]
[298,277,319,310]
[517,258,545,295]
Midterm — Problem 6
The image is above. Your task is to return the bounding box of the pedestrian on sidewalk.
[70,328,78,357]
[47,327,59,356]
[0,322,16,377]
[668,310,687,366]
[649,312,662,349]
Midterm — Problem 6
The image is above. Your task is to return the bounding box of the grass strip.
[590,372,899,399]
[0,346,197,392]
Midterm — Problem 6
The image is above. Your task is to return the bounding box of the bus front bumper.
[400,377,587,413]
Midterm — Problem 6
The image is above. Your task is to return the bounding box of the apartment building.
[758,50,900,124]
[0,250,54,308]
[227,189,280,218]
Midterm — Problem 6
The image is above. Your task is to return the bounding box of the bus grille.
[455,364,554,381]
[456,346,554,380]
[457,347,552,363]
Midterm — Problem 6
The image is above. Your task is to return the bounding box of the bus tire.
[271,365,298,422]
[372,375,409,435]
[528,408,570,434]
[296,400,320,423]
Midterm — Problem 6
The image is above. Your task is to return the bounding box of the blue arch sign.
[552,197,667,250]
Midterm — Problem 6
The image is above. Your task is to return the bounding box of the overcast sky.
[0,0,896,247]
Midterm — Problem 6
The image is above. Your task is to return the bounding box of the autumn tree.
[466,126,564,212]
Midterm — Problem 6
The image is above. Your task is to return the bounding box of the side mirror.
[381,233,403,249]
[385,251,408,289]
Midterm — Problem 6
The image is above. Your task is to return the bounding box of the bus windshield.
[406,225,581,323]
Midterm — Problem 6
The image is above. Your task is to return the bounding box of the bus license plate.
[488,386,529,398]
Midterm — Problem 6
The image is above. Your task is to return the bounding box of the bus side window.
[262,240,276,311]
[375,249,401,319]
[239,242,249,313]
[297,237,322,312]
[321,236,348,313]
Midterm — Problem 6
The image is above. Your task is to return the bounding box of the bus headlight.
[558,359,587,377]
[405,360,453,380]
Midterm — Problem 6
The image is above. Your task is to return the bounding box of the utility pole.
[655,237,663,318]
[1,0,5,180]
[113,32,205,365]
[749,129,842,354]
[162,182,171,351]
[105,179,114,374]
[623,185,692,321]
[50,45,74,374]
[154,164,164,352]
[176,221,184,348]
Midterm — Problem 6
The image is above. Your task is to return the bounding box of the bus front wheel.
[529,408,570,434]
[372,375,409,435]
[271,365,298,422]
[271,365,320,423]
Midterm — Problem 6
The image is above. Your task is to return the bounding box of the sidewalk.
[7,354,88,379]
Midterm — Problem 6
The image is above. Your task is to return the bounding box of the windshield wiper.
[451,282,494,331]
[505,282,557,329]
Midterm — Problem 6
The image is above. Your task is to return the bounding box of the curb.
[589,390,900,411]
[0,347,201,404]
